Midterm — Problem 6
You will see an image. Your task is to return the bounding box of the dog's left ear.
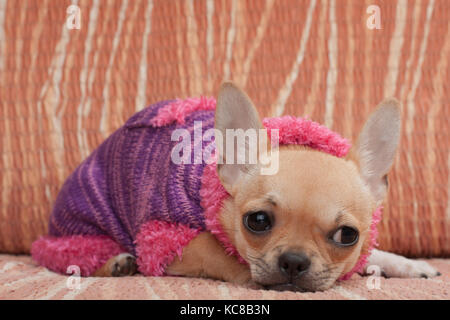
[214,82,266,193]
[347,98,401,206]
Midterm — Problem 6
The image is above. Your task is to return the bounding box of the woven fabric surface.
[0,0,449,257]
[0,254,449,299]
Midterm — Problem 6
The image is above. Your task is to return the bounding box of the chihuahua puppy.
[35,82,439,292]
[164,83,440,291]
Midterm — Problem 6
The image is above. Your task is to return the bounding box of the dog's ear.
[347,98,401,206]
[215,82,267,193]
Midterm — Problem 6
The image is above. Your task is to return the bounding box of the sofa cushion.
[0,0,449,257]
[0,255,449,299]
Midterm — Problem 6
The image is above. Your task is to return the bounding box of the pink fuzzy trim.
[339,207,383,280]
[201,161,247,265]
[150,96,216,127]
[135,220,201,276]
[31,235,124,276]
[262,116,350,157]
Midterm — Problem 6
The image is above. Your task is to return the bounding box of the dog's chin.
[264,283,308,292]
[262,280,334,293]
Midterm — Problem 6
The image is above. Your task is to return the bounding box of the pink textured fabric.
[149,96,216,127]
[31,235,124,276]
[2,254,448,299]
[201,161,247,264]
[262,116,350,157]
[135,220,201,276]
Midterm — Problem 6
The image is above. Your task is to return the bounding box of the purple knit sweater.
[49,100,215,256]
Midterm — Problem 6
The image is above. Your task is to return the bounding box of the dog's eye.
[331,226,359,246]
[243,211,273,234]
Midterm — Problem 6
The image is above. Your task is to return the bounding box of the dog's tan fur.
[95,82,439,291]
[166,232,253,285]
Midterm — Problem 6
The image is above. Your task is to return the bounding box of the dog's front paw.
[367,249,441,279]
[110,253,137,277]
[94,253,137,277]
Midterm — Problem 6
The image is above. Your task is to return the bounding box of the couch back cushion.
[0,0,449,256]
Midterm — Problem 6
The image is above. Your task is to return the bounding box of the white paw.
[383,259,440,279]
[367,249,441,279]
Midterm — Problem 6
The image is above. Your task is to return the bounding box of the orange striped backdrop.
[0,0,449,256]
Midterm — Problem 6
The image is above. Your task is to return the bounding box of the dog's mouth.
[263,278,333,292]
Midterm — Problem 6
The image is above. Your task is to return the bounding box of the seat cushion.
[0,255,449,300]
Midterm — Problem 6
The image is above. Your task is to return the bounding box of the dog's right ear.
[215,82,266,193]
[347,98,401,206]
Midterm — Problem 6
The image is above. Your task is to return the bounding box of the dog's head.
[215,82,401,291]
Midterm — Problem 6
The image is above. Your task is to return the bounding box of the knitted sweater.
[35,97,378,279]
[48,99,216,255]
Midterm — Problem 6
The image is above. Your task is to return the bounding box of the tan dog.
[96,83,439,292]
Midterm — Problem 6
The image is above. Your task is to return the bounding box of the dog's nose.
[278,252,311,279]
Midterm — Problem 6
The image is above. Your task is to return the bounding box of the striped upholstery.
[0,0,449,257]
[0,254,449,299]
